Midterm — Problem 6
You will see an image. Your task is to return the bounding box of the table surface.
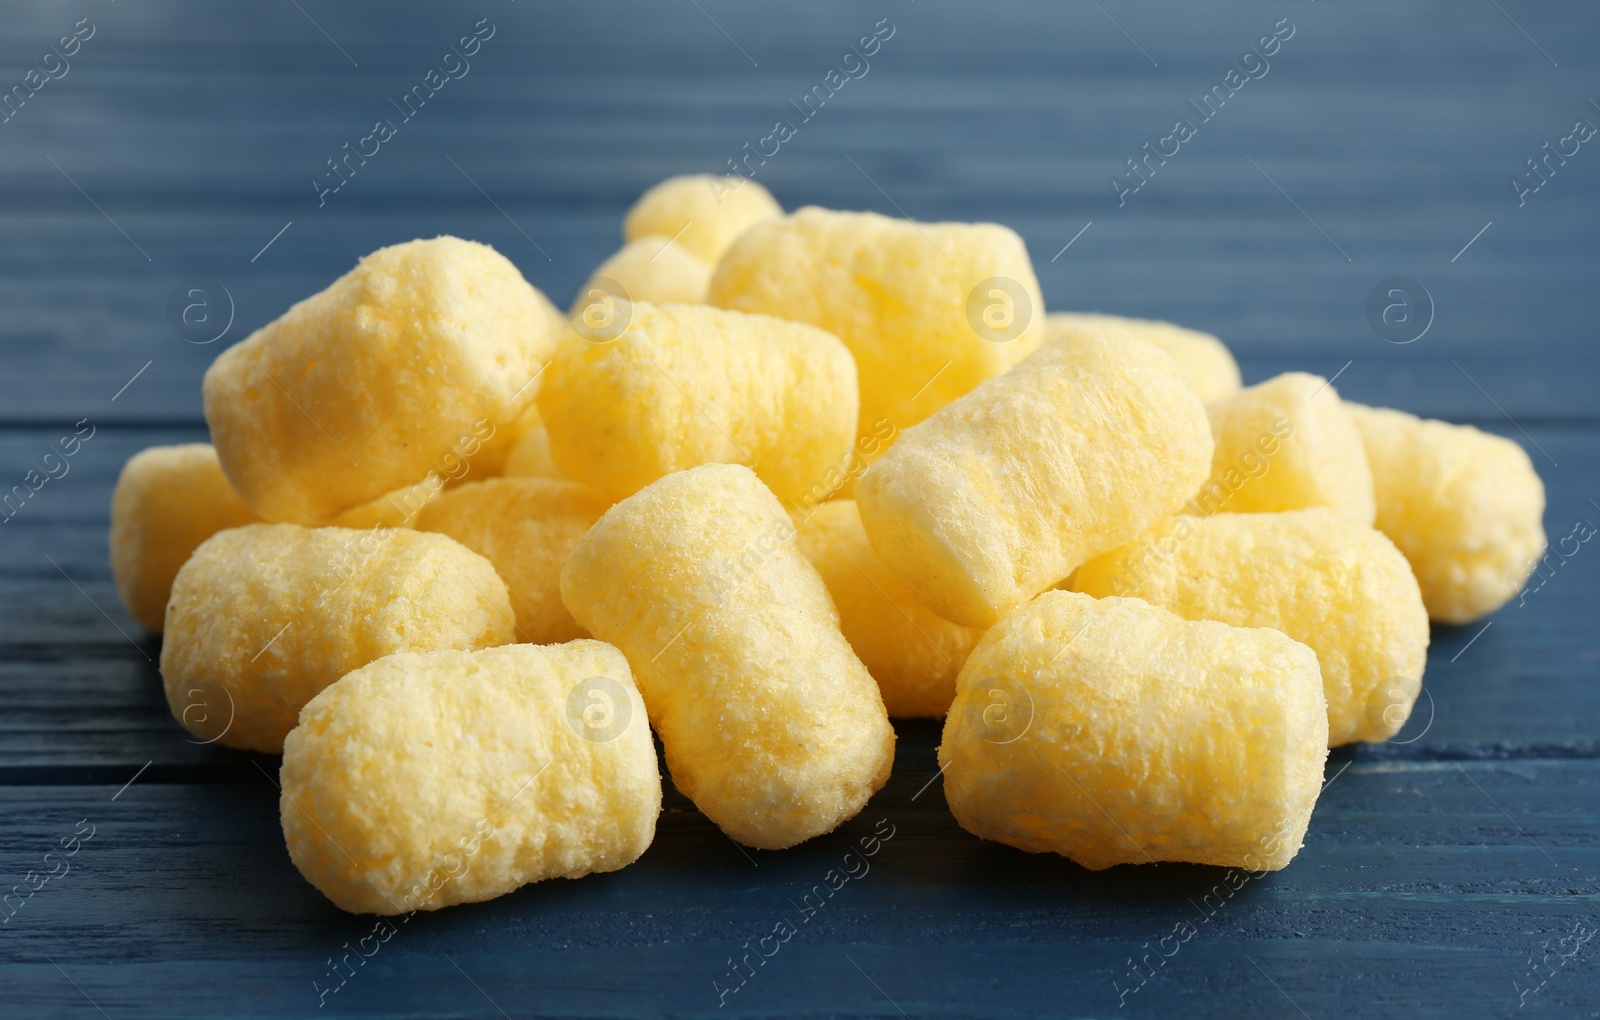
[2,1,1598,1017]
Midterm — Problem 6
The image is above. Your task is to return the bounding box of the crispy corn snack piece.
[707,207,1045,447]
[539,301,858,505]
[530,277,567,337]
[282,641,660,915]
[109,444,261,632]
[561,463,894,849]
[501,404,562,479]
[574,235,711,308]
[623,175,781,264]
[203,237,559,523]
[1349,403,1547,623]
[1199,372,1375,524]
[161,523,514,753]
[414,477,610,645]
[330,477,444,530]
[465,291,567,484]
[856,333,1212,628]
[795,500,983,718]
[1045,311,1241,403]
[940,591,1328,871]
[1071,510,1429,745]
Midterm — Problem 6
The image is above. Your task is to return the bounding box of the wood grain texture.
[0,0,1597,424]
[0,0,1596,1017]
[1,758,1597,1017]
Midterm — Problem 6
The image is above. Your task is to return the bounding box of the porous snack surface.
[329,476,444,530]
[160,522,514,753]
[1200,372,1375,525]
[281,641,660,915]
[561,463,894,849]
[856,332,1213,628]
[794,499,983,718]
[203,236,559,524]
[707,206,1046,446]
[1350,403,1548,624]
[939,591,1328,871]
[414,477,611,645]
[1071,509,1430,745]
[500,403,562,479]
[622,174,782,264]
[1045,311,1242,403]
[538,301,858,505]
[109,443,260,632]
[575,234,712,308]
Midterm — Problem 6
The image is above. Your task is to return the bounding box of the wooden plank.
[0,1,1596,1015]
[0,758,1596,1016]
[0,1,1595,422]
[4,216,1595,424]
[2,422,1594,768]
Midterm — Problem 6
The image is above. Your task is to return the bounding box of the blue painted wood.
[1,0,1598,424]
[0,756,1598,1018]
[2,421,1597,771]
[1,1,1597,1017]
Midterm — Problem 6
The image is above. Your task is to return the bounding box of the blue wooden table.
[2,1,1597,1016]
